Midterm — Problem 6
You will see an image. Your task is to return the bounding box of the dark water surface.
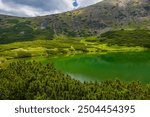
[35,51,150,83]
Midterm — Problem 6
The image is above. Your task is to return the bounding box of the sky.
[0,0,103,17]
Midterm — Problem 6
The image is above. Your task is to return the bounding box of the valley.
[0,0,150,100]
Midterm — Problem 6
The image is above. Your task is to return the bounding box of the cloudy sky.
[0,0,103,17]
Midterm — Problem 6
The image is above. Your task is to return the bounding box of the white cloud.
[63,0,103,9]
[0,0,51,17]
[79,0,103,7]
[0,0,103,17]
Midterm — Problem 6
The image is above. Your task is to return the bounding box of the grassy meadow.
[0,29,150,100]
[1,30,149,67]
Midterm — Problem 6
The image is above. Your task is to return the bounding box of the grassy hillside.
[0,0,150,44]
[98,30,150,47]
[0,33,147,67]
[0,17,54,44]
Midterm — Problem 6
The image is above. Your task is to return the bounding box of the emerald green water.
[35,51,150,83]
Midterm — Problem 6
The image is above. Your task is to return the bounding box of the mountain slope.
[0,0,150,44]
[31,0,150,35]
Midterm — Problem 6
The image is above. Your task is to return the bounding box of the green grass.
[0,21,54,44]
[0,30,149,67]
[98,30,150,48]
[0,36,146,59]
[0,37,87,61]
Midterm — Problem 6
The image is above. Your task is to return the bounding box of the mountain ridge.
[0,0,150,43]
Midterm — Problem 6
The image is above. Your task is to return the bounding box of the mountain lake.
[30,51,150,83]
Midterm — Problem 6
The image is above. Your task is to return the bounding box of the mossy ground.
[0,30,149,67]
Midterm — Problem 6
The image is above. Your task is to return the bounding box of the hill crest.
[0,0,150,43]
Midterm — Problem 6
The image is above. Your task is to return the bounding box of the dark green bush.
[16,50,32,58]
[98,30,150,48]
[0,61,150,100]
